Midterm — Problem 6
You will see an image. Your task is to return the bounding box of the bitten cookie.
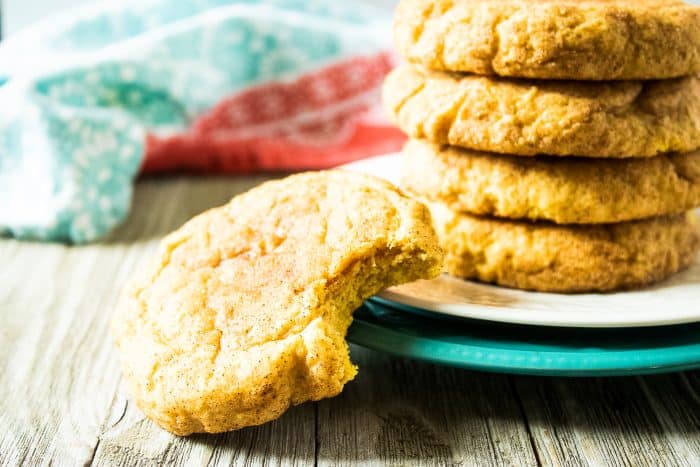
[402,140,700,224]
[112,171,443,435]
[428,203,700,293]
[383,65,700,158]
[393,0,700,80]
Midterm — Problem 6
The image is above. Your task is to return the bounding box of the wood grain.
[317,347,538,467]
[512,375,700,466]
[2,175,700,466]
[636,373,700,466]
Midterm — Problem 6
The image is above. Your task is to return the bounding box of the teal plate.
[347,301,700,376]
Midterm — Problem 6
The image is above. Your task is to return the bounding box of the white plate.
[343,153,700,328]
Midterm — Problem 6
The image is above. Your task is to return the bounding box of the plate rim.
[371,287,700,328]
[347,304,700,376]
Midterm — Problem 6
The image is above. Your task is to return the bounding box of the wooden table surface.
[2,176,700,467]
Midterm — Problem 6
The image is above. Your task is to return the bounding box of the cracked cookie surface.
[383,65,700,158]
[428,202,700,293]
[402,140,700,224]
[394,0,700,80]
[111,171,443,435]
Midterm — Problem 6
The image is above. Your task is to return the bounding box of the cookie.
[383,65,700,158]
[393,0,700,80]
[111,171,443,435]
[402,140,700,224]
[428,203,699,293]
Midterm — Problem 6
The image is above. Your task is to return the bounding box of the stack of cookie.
[383,0,700,292]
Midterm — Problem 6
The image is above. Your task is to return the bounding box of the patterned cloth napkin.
[0,0,403,243]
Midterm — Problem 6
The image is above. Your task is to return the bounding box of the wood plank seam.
[508,376,543,467]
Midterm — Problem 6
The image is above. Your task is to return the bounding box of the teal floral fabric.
[0,0,388,243]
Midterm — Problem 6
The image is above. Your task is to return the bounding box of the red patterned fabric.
[142,52,404,173]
